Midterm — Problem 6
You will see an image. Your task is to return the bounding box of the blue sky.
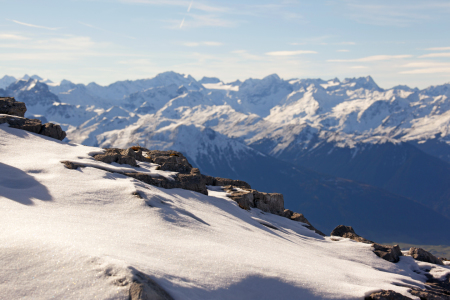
[1,0,450,88]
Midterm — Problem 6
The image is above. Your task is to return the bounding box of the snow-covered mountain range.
[2,72,450,244]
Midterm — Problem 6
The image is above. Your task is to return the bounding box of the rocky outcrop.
[73,146,323,234]
[0,97,26,117]
[365,290,412,300]
[222,185,284,214]
[408,247,444,265]
[129,271,174,300]
[0,115,66,140]
[330,225,403,263]
[282,210,325,236]
[0,97,66,140]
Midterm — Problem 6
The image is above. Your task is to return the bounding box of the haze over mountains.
[2,72,450,245]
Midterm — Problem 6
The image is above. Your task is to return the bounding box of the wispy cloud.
[266,50,317,56]
[328,54,412,62]
[8,19,60,30]
[182,41,223,47]
[337,49,349,52]
[79,22,136,39]
[350,66,368,69]
[400,61,450,74]
[419,52,450,58]
[0,33,29,40]
[179,18,185,28]
[426,47,450,51]
[118,0,230,13]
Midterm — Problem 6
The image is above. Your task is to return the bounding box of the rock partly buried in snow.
[408,247,444,265]
[222,186,284,214]
[209,177,251,189]
[39,123,66,141]
[372,244,403,263]
[0,97,26,117]
[146,150,193,173]
[93,148,142,167]
[365,290,413,300]
[331,225,374,244]
[0,114,66,140]
[61,161,86,170]
[282,209,325,236]
[330,225,403,263]
[129,270,174,300]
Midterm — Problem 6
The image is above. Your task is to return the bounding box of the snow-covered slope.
[3,124,450,300]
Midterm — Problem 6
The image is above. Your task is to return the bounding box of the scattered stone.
[132,191,143,199]
[408,247,444,265]
[330,225,403,263]
[61,161,85,170]
[129,271,174,300]
[0,97,26,117]
[365,290,413,300]
[222,186,284,214]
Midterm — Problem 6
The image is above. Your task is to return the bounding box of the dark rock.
[93,148,139,167]
[0,114,66,140]
[365,290,412,300]
[177,170,208,195]
[0,97,26,117]
[408,247,444,265]
[146,150,193,173]
[132,191,143,199]
[213,177,251,189]
[330,225,374,244]
[330,225,402,263]
[129,271,174,300]
[39,122,66,140]
[61,161,85,170]
[372,244,403,263]
[0,115,42,133]
[283,210,325,236]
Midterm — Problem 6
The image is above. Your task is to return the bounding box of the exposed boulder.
[330,225,403,263]
[372,244,403,263]
[330,225,374,244]
[0,97,26,117]
[365,290,412,300]
[129,271,174,300]
[40,122,66,140]
[93,148,140,167]
[146,150,192,173]
[408,247,444,265]
[222,186,284,214]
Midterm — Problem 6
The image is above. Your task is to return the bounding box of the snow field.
[1,125,449,299]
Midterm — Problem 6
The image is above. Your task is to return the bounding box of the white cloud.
[8,19,60,30]
[350,66,368,69]
[0,34,29,40]
[328,54,412,62]
[337,49,349,52]
[419,52,450,58]
[266,50,317,56]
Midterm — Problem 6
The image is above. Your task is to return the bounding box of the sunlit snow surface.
[1,124,449,299]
